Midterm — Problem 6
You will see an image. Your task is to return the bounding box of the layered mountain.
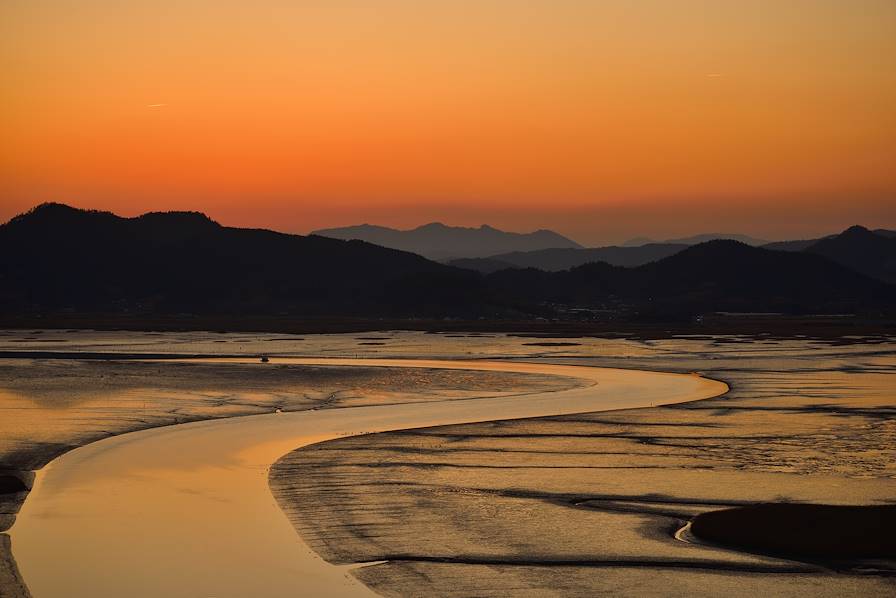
[761,238,825,252]
[2,205,892,320]
[447,257,517,274]
[762,228,896,254]
[804,226,896,283]
[312,222,582,261]
[488,240,894,316]
[623,233,768,247]
[0,203,487,316]
[454,226,896,284]
[449,243,688,273]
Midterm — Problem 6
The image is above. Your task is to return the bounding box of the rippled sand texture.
[10,361,721,598]
[1,330,895,597]
[0,359,576,471]
[269,337,896,596]
[0,349,578,597]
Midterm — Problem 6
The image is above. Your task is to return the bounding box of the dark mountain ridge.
[762,227,896,253]
[449,243,688,272]
[455,226,896,288]
[804,225,896,283]
[623,233,768,247]
[488,240,894,316]
[0,203,486,316]
[312,222,582,261]
[2,205,893,320]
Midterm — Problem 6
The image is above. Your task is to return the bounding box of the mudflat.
[269,335,896,596]
[10,359,722,597]
[1,330,894,597]
[0,332,583,597]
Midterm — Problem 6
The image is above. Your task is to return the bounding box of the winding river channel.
[10,358,727,597]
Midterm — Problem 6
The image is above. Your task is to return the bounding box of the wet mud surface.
[1,330,895,596]
[270,334,896,596]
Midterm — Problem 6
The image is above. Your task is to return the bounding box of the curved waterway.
[10,358,727,597]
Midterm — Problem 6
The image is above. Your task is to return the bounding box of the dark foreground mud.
[690,503,896,561]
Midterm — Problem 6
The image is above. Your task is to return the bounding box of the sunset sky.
[2,0,895,244]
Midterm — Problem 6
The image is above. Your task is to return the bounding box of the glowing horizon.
[2,0,895,244]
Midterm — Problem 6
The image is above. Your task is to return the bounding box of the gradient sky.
[2,0,895,244]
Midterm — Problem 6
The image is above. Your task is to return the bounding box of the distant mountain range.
[312,222,582,261]
[623,233,769,247]
[762,228,896,252]
[2,204,893,320]
[486,239,893,317]
[453,227,896,283]
[449,243,688,273]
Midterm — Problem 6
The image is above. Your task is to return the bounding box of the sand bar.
[10,358,726,597]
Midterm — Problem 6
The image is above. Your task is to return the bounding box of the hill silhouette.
[312,222,582,261]
[622,233,768,247]
[447,257,516,274]
[0,203,487,316]
[2,205,893,320]
[761,238,824,251]
[487,240,894,317]
[456,226,896,285]
[762,227,896,256]
[804,226,896,283]
[449,243,688,272]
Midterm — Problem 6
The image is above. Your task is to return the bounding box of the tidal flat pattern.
[1,331,894,596]
[270,335,896,596]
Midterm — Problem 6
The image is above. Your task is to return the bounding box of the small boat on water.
[260,356,269,363]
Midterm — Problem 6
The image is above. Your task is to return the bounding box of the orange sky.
[2,0,895,244]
